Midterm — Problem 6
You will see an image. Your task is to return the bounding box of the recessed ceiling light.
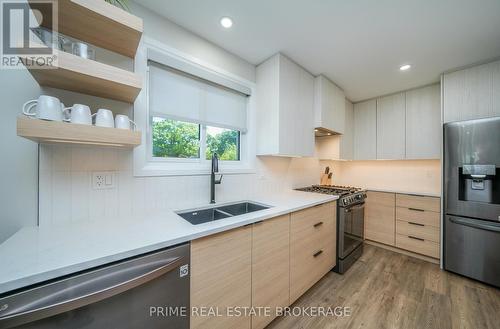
[220,17,233,28]
[314,129,318,132]
[399,64,411,71]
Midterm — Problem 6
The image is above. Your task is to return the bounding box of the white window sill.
[134,163,256,177]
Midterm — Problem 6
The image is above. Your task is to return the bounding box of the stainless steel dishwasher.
[0,243,190,329]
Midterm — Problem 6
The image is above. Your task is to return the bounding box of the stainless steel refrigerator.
[444,117,500,287]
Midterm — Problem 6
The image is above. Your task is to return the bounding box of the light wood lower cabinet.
[251,215,290,329]
[365,191,395,245]
[395,194,441,258]
[365,191,441,259]
[190,226,252,329]
[290,201,336,303]
[191,202,337,329]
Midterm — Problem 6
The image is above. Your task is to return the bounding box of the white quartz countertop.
[365,188,441,198]
[0,191,337,294]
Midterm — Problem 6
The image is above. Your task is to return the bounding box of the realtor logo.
[1,0,58,69]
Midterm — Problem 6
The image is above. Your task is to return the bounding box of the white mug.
[94,109,114,128]
[64,104,92,125]
[115,114,137,130]
[22,95,64,121]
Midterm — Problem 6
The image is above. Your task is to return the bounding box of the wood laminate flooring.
[268,244,500,329]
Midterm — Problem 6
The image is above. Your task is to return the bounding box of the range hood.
[315,127,340,137]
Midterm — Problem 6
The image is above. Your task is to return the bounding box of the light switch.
[105,174,112,186]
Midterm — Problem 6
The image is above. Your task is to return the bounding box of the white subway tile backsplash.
[39,145,52,172]
[39,145,321,226]
[38,170,52,226]
[51,145,72,172]
[131,177,146,215]
[52,171,71,225]
[71,172,90,222]
[89,188,106,220]
[117,171,133,217]
[71,146,98,171]
[104,188,119,218]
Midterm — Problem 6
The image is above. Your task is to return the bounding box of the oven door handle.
[449,217,500,233]
[345,203,365,212]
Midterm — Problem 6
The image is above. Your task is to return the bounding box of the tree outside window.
[151,117,240,161]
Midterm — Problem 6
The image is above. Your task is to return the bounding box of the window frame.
[133,38,256,177]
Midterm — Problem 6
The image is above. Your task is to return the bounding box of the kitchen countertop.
[365,188,441,198]
[0,191,337,295]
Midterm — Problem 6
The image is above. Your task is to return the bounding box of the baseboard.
[365,240,440,264]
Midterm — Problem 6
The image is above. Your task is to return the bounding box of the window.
[133,42,254,176]
[151,118,241,161]
[151,117,200,159]
[206,126,240,161]
[148,60,247,164]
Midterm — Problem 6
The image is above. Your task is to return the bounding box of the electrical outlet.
[92,172,116,190]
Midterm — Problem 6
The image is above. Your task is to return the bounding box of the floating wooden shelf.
[17,116,141,148]
[32,0,143,58]
[21,50,142,103]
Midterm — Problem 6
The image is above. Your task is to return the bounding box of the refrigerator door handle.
[449,217,500,233]
[0,256,183,328]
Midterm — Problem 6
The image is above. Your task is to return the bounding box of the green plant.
[104,0,129,11]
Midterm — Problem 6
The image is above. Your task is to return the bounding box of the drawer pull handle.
[313,221,324,228]
[408,221,425,227]
[313,250,323,257]
[408,207,425,212]
[408,235,425,241]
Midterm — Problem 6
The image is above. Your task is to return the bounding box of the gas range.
[296,185,367,207]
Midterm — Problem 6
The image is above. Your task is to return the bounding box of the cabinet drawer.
[291,202,335,249]
[396,220,440,243]
[290,237,335,303]
[396,207,440,227]
[396,194,440,212]
[396,234,440,258]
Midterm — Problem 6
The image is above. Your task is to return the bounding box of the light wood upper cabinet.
[443,60,500,123]
[376,93,406,159]
[405,84,441,159]
[251,215,290,329]
[354,99,377,160]
[191,226,252,329]
[256,53,315,157]
[314,75,346,134]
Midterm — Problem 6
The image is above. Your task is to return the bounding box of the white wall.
[0,69,40,242]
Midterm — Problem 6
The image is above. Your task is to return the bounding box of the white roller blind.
[149,62,248,132]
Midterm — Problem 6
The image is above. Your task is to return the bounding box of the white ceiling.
[139,0,500,102]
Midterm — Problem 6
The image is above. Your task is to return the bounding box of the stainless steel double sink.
[177,201,271,225]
